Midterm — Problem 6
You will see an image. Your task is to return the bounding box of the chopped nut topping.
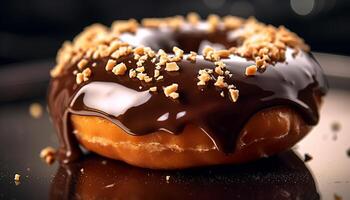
[136,72,146,81]
[197,70,212,85]
[173,46,184,58]
[112,63,127,75]
[136,66,145,73]
[156,75,164,81]
[149,87,157,92]
[187,12,200,25]
[164,83,179,99]
[220,91,225,97]
[214,76,227,88]
[40,146,56,165]
[229,89,239,102]
[29,103,43,119]
[76,73,84,84]
[165,62,180,71]
[154,69,160,78]
[112,19,138,33]
[77,59,88,70]
[215,64,225,74]
[215,50,230,58]
[82,68,92,81]
[214,61,226,68]
[129,69,136,78]
[222,16,243,30]
[202,46,219,61]
[187,51,197,62]
[144,76,153,83]
[207,14,220,32]
[105,59,117,71]
[245,65,257,76]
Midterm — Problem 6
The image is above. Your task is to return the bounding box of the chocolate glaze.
[50,151,320,200]
[48,26,328,163]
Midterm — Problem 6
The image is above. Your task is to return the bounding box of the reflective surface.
[50,151,319,200]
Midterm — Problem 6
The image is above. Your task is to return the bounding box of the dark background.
[0,0,349,65]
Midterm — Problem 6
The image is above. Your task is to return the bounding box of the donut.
[48,13,328,169]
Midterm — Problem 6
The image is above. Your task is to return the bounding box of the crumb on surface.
[164,83,179,99]
[229,89,239,102]
[14,174,20,181]
[245,65,257,76]
[165,62,180,72]
[29,103,43,119]
[40,146,56,165]
[112,63,127,75]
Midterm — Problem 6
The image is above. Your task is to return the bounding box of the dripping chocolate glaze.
[48,26,328,163]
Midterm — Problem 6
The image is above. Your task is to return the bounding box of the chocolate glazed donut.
[48,14,328,168]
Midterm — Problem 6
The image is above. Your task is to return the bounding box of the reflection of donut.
[50,151,320,200]
[48,13,328,168]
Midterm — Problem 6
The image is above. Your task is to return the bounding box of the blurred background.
[0,0,349,65]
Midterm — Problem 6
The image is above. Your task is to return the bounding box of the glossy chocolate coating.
[47,26,328,163]
[50,151,320,200]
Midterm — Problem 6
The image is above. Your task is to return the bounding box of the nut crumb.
[14,174,20,181]
[164,83,179,99]
[105,59,117,71]
[245,65,257,76]
[77,59,88,70]
[214,76,227,88]
[197,70,211,85]
[165,62,180,71]
[112,63,127,75]
[187,51,197,62]
[220,91,225,97]
[29,103,43,119]
[156,75,164,81]
[40,146,56,165]
[154,69,160,78]
[129,69,137,78]
[229,89,239,102]
[76,73,84,84]
[166,175,170,182]
[149,87,157,92]
[187,12,200,25]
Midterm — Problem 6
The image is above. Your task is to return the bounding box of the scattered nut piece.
[14,174,20,182]
[76,73,84,84]
[164,83,179,99]
[154,69,160,78]
[129,69,137,78]
[149,87,157,92]
[105,59,117,71]
[229,89,239,102]
[187,12,200,25]
[215,50,230,58]
[82,68,92,81]
[166,175,170,182]
[156,75,164,81]
[165,62,180,71]
[29,103,43,119]
[40,146,56,165]
[220,91,225,97]
[77,59,88,70]
[245,65,257,76]
[214,76,227,88]
[215,66,224,75]
[187,51,197,62]
[112,63,127,75]
[197,70,211,85]
[136,66,145,73]
[173,46,184,59]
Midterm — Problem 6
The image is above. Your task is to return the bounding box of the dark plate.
[0,53,349,199]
